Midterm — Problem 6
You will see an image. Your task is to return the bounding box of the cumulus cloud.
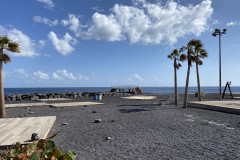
[48,31,78,55]
[33,16,58,27]
[82,13,123,41]
[0,26,39,57]
[34,71,50,80]
[128,74,143,81]
[14,68,29,78]
[62,14,82,34]
[52,69,77,80]
[227,21,240,26]
[62,0,213,45]
[37,0,54,8]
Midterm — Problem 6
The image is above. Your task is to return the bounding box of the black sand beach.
[4,93,240,159]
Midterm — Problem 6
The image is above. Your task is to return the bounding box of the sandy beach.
[3,93,240,159]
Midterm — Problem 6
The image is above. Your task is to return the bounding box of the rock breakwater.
[4,92,134,101]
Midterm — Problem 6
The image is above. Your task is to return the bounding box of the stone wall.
[4,92,135,102]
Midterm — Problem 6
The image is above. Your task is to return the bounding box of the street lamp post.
[212,28,227,101]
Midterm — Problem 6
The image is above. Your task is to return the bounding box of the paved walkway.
[188,100,240,114]
[36,98,72,102]
[5,101,104,108]
[0,116,56,146]
[121,95,157,100]
[5,103,48,108]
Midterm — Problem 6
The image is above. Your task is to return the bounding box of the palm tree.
[0,36,20,118]
[182,40,195,108]
[192,40,208,101]
[168,49,186,104]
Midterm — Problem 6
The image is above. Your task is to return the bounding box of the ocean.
[4,87,239,95]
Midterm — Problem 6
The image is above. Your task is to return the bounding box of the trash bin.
[98,94,102,100]
[94,94,98,100]
[195,92,204,98]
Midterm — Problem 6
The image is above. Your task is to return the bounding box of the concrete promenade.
[0,116,56,146]
[188,100,240,114]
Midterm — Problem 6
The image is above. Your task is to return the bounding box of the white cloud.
[48,31,78,55]
[227,21,240,26]
[33,16,58,27]
[82,13,123,41]
[92,7,104,12]
[38,40,46,48]
[62,14,82,34]
[211,19,219,25]
[78,74,89,80]
[0,25,39,57]
[62,0,213,45]
[34,71,50,80]
[52,69,77,80]
[14,68,29,78]
[128,74,143,81]
[52,72,62,80]
[37,0,54,9]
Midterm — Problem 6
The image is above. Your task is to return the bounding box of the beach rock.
[92,110,97,113]
[94,119,102,123]
[49,105,57,108]
[31,96,39,100]
[16,95,22,101]
[77,92,83,97]
[105,136,113,140]
[31,133,39,141]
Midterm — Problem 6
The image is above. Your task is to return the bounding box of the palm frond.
[177,63,182,69]
[7,42,21,53]
[0,53,11,64]
[187,39,196,47]
[200,50,208,58]
[195,40,203,50]
[179,46,187,53]
[190,56,195,62]
[167,54,172,59]
[198,60,203,65]
[172,49,179,56]
[0,36,10,45]
[180,54,187,61]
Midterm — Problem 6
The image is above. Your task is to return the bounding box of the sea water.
[4,87,240,95]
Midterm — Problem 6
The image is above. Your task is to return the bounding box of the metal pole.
[219,34,222,101]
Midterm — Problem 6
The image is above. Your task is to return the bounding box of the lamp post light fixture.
[212,28,227,101]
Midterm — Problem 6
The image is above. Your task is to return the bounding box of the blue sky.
[1,0,240,87]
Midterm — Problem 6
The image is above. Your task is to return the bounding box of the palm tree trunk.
[196,63,201,101]
[174,60,177,104]
[0,60,6,118]
[183,63,191,108]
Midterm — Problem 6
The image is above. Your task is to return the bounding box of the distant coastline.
[4,86,240,95]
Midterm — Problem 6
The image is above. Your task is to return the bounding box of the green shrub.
[0,135,76,160]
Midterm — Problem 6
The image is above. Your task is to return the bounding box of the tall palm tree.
[0,36,20,118]
[168,49,186,104]
[192,40,208,101]
[182,40,196,108]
